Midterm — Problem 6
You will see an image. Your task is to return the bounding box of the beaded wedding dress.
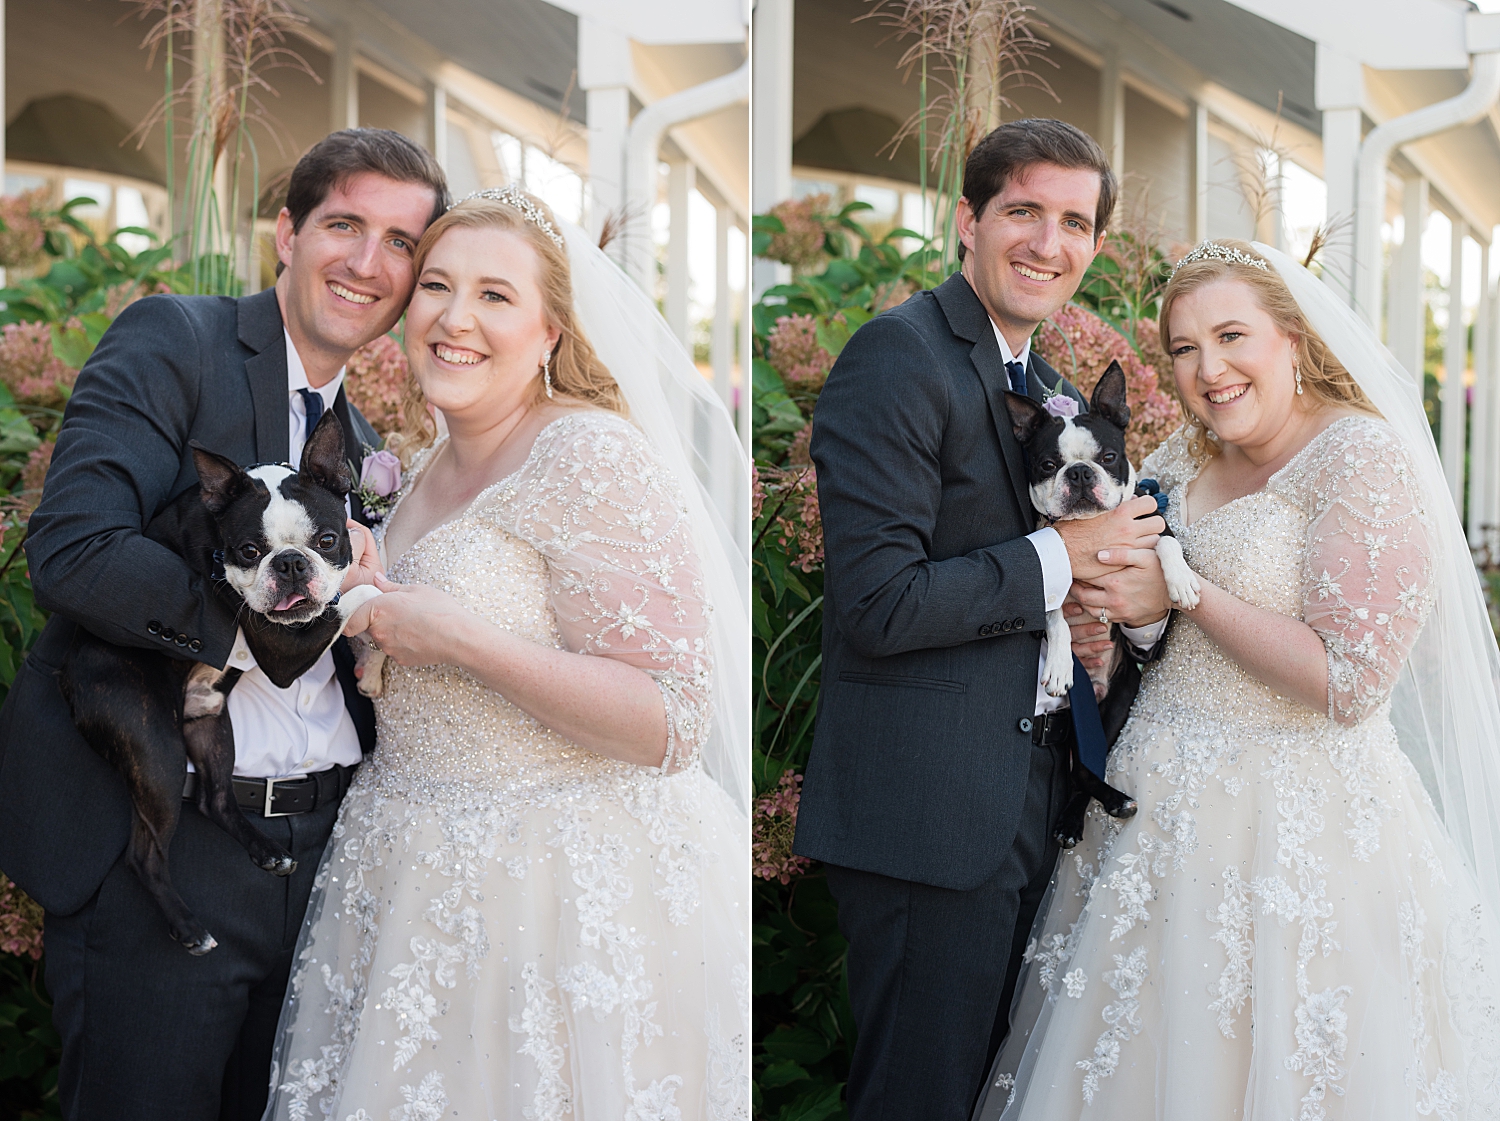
[264,412,748,1121]
[979,417,1500,1121]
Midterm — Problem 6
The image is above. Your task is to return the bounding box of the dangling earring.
[1294,355,1304,395]
[542,351,554,399]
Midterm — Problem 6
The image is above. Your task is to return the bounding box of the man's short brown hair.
[960,118,1116,256]
[284,128,449,234]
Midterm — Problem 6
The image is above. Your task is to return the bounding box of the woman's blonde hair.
[1158,238,1377,459]
[390,191,626,463]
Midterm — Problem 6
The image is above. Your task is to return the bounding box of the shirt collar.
[989,320,1031,370]
[284,328,346,408]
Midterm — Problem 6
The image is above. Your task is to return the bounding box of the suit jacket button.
[1013,616,1025,629]
[160,629,175,642]
[174,633,189,647]
[147,620,161,635]
[188,639,202,653]
[979,624,991,636]
[1018,717,1034,733]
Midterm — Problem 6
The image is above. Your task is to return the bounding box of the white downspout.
[1353,12,1500,323]
[623,60,750,290]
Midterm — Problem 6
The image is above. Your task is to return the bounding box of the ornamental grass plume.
[752,771,812,884]
[0,873,44,960]
[763,195,830,274]
[0,321,80,411]
[344,333,409,440]
[765,314,834,394]
[1034,304,1182,464]
[0,188,50,271]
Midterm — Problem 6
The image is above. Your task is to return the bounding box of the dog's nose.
[1065,462,1094,488]
[272,550,309,578]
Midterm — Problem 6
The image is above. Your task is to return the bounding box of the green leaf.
[759,1059,812,1090]
[0,412,40,457]
[78,312,112,347]
[762,1024,832,1065]
[50,323,94,370]
[776,1081,845,1121]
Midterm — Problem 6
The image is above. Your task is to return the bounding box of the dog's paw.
[1042,661,1074,697]
[355,649,387,698]
[1166,569,1201,610]
[257,853,297,877]
[1107,797,1139,820]
[181,931,218,956]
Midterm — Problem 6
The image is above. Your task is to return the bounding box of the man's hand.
[1069,546,1171,629]
[340,520,385,592]
[1052,495,1164,582]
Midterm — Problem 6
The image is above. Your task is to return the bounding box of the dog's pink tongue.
[274,594,307,611]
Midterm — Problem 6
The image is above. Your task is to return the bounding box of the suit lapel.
[933,274,1032,520]
[238,288,290,466]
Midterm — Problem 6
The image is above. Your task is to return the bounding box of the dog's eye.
[317,532,338,551]
[1038,459,1058,473]
[1101,451,1117,464]
[239,544,261,562]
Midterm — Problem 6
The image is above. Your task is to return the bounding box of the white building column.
[1315,44,1364,306]
[1099,47,1125,180]
[425,82,448,171]
[713,203,733,412]
[331,22,359,132]
[1486,267,1500,540]
[752,0,794,297]
[1443,219,1469,508]
[1187,100,1208,244]
[579,18,632,253]
[1389,175,1430,401]
[1471,240,1492,544]
[666,160,694,346]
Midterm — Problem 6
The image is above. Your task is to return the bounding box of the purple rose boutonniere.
[355,447,402,523]
[1043,394,1079,420]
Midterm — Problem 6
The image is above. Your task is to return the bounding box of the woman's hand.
[1069,546,1172,629]
[340,520,385,592]
[1066,600,1116,671]
[343,572,473,667]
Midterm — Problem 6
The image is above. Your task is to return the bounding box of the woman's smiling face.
[1167,276,1305,453]
[404,224,561,422]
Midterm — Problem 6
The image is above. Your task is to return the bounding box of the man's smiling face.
[958,162,1105,346]
[274,171,437,373]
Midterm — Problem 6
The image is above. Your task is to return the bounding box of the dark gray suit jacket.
[792,273,1087,891]
[0,287,378,914]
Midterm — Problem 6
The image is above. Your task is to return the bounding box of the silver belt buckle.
[262,776,291,817]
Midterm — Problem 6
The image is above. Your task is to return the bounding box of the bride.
[977,239,1500,1120]
[262,188,749,1120]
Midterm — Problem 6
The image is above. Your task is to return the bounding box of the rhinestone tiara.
[1171,241,1269,277]
[450,185,565,249]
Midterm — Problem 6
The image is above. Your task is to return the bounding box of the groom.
[0,129,447,1120]
[794,118,1172,1119]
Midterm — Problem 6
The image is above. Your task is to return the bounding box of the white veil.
[1253,240,1500,917]
[558,217,751,814]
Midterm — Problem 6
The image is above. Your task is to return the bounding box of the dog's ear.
[1003,390,1051,446]
[1090,361,1131,430]
[191,443,252,516]
[300,410,352,496]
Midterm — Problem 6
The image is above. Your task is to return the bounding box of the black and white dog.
[58,412,381,954]
[1004,361,1199,844]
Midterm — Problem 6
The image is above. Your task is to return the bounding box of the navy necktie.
[298,387,324,440]
[1005,359,1028,396]
[1068,655,1111,780]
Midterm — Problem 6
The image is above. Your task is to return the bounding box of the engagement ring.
[1098,610,1109,625]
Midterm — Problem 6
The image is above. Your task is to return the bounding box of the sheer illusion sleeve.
[1140,425,1197,494]
[1293,419,1436,725]
[491,413,714,772]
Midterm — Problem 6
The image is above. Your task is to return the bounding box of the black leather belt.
[1031,711,1074,747]
[181,763,357,817]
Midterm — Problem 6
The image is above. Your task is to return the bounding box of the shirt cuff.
[1120,616,1168,651]
[1026,526,1071,612]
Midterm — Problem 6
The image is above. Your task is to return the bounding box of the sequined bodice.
[1131,417,1435,734]
[365,412,716,805]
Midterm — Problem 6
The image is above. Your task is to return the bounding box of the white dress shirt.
[989,321,1164,713]
[215,332,360,778]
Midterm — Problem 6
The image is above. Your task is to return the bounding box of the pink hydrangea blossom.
[0,873,44,960]
[0,321,79,409]
[762,195,830,273]
[344,333,409,439]
[765,314,834,394]
[0,188,49,271]
[758,465,823,573]
[752,771,812,884]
